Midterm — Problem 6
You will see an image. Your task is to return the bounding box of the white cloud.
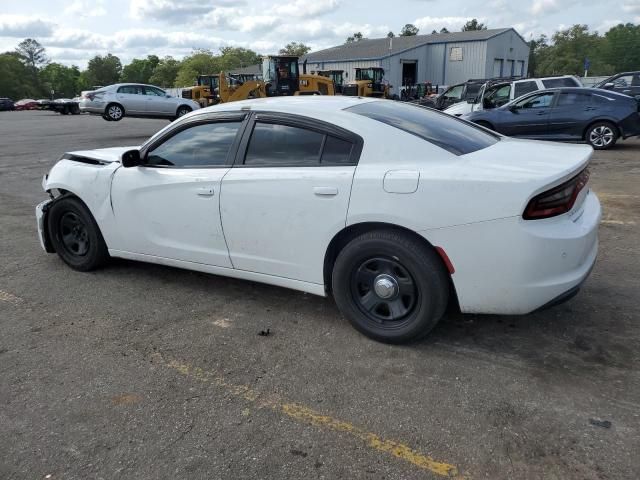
[594,19,623,33]
[0,14,55,38]
[530,0,559,15]
[129,0,239,23]
[64,0,107,17]
[272,0,341,18]
[622,2,640,14]
[412,16,485,32]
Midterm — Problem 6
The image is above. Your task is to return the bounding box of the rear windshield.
[542,77,580,88]
[346,101,498,155]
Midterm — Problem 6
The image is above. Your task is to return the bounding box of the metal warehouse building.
[302,28,529,94]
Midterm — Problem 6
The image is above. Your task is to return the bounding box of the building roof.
[303,28,519,63]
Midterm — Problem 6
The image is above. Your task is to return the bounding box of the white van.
[444,75,582,116]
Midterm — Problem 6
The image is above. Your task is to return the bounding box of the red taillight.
[523,168,590,220]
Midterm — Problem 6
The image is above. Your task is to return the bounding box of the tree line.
[1,22,638,100]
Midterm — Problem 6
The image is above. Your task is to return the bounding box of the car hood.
[65,146,137,164]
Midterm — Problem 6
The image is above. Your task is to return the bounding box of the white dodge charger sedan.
[36,96,601,343]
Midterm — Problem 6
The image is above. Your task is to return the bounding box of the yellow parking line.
[156,353,467,479]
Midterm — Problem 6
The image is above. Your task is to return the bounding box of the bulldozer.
[316,70,344,94]
[262,56,336,96]
[343,67,391,98]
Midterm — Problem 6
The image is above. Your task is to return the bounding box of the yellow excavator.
[343,67,391,98]
[181,75,219,108]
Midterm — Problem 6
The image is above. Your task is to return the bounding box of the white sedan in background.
[79,83,200,121]
[36,97,600,343]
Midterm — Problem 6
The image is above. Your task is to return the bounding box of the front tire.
[586,122,618,150]
[332,230,449,343]
[105,103,124,121]
[47,196,109,271]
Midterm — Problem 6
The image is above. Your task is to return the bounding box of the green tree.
[346,32,364,43]
[462,19,487,31]
[84,54,122,86]
[15,38,48,70]
[400,24,419,36]
[279,42,311,57]
[40,63,81,98]
[0,52,40,98]
[387,31,395,38]
[602,23,640,72]
[174,49,221,87]
[120,55,160,83]
[527,35,549,76]
[219,47,261,70]
[536,25,608,76]
[149,56,181,87]
[440,27,450,34]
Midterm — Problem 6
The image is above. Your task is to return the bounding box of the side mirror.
[121,149,141,168]
[467,98,476,103]
[508,105,518,112]
[603,82,614,89]
[166,94,172,98]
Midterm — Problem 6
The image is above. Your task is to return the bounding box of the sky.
[0,0,638,68]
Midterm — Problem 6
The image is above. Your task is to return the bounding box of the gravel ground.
[1,110,639,480]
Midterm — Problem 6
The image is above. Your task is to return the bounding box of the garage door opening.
[402,62,417,86]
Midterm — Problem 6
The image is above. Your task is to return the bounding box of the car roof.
[199,95,380,116]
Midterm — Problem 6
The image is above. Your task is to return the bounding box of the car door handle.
[313,186,338,196]
[196,186,214,197]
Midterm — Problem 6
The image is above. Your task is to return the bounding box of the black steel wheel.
[48,196,109,271]
[332,230,450,344]
[351,257,418,324]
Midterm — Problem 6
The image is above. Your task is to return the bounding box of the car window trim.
[233,111,363,168]
[138,112,249,169]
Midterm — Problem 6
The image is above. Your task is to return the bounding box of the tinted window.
[542,77,580,88]
[514,92,554,109]
[514,81,538,98]
[557,92,591,106]
[146,122,240,167]
[347,101,498,156]
[118,85,143,94]
[245,123,324,166]
[444,84,464,99]
[321,136,353,165]
[144,86,165,96]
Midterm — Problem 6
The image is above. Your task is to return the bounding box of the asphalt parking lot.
[1,110,639,480]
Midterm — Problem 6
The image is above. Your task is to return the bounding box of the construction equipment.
[217,73,265,103]
[343,67,391,98]
[262,56,336,96]
[181,75,219,108]
[317,70,344,94]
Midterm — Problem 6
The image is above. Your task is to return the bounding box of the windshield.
[356,69,384,82]
[347,101,499,156]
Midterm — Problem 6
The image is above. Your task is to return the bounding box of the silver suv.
[79,83,200,121]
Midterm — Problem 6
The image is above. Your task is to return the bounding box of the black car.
[463,87,640,150]
[595,72,640,99]
[0,97,15,111]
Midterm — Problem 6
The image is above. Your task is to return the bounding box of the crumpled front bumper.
[36,199,55,253]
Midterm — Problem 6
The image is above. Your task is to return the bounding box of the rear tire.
[331,230,449,344]
[47,196,109,271]
[586,122,618,150]
[105,103,124,121]
[175,105,191,119]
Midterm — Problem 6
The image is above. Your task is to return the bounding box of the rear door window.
[557,92,591,106]
[514,81,539,98]
[117,85,143,94]
[244,123,324,166]
[346,101,498,156]
[542,77,580,88]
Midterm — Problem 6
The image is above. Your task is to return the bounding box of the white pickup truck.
[444,75,582,116]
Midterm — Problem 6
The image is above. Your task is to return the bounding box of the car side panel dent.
[44,159,120,247]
